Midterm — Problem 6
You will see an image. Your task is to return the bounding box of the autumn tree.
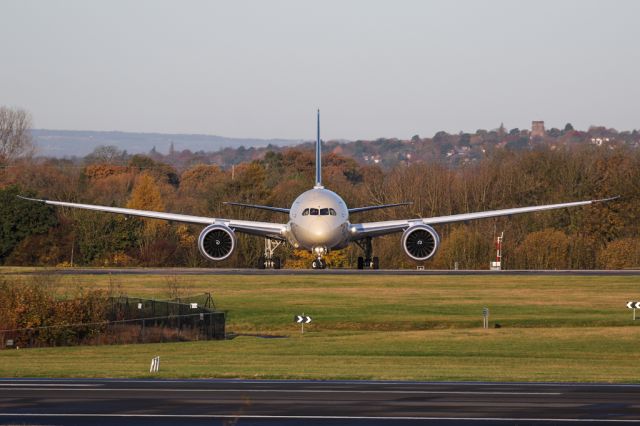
[597,238,640,269]
[127,172,166,231]
[84,145,125,164]
[432,225,492,270]
[0,186,57,263]
[0,106,34,165]
[126,172,177,265]
[513,229,570,269]
[129,155,179,186]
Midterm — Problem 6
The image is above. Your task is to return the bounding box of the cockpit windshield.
[302,207,337,216]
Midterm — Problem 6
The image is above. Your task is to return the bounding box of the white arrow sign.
[295,315,312,324]
[626,301,640,309]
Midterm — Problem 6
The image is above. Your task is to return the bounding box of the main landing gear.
[355,237,379,270]
[257,238,282,269]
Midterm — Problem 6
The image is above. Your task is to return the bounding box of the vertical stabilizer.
[314,109,323,188]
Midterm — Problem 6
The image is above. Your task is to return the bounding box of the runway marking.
[0,413,638,422]
[0,383,96,387]
[11,378,639,388]
[0,387,562,395]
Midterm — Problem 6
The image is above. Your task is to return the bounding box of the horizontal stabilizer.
[349,202,412,214]
[224,202,290,214]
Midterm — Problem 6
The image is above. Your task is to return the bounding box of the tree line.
[1,106,638,269]
[1,144,638,269]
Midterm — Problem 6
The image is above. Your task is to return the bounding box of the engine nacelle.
[198,224,236,261]
[401,224,440,261]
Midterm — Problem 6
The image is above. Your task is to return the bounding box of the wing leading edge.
[17,196,287,240]
[349,196,619,239]
[348,202,412,214]
[224,202,290,214]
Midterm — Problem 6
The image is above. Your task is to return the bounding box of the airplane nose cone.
[296,219,342,248]
[310,222,332,241]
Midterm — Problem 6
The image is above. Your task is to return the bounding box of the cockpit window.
[303,207,337,217]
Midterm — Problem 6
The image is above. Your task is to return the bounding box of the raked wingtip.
[594,195,620,203]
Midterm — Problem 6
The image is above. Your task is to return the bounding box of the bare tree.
[0,106,34,164]
[85,145,125,164]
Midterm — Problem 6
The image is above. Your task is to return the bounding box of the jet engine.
[401,224,440,261]
[198,224,236,261]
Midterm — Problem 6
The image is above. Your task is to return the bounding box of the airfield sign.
[627,301,640,320]
[294,314,312,334]
[295,315,312,324]
[482,307,489,329]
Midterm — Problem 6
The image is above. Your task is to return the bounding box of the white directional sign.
[295,315,312,324]
[626,301,640,309]
[294,314,312,334]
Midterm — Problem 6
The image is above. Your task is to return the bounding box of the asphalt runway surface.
[0,379,639,425]
[15,267,640,276]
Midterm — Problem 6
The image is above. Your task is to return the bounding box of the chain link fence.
[1,293,225,349]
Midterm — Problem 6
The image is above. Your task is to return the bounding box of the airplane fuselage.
[285,187,351,254]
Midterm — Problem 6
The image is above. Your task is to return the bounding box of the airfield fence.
[0,293,225,349]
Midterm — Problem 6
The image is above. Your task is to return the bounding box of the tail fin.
[314,109,323,189]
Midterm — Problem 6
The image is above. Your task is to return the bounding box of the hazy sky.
[1,0,638,140]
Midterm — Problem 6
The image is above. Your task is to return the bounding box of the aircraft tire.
[357,257,364,270]
[273,257,281,269]
[257,256,266,269]
[372,256,379,270]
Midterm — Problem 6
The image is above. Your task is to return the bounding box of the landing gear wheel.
[355,237,376,271]
[257,256,266,269]
[312,259,326,269]
[273,257,281,270]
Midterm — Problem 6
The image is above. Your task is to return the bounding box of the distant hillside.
[31,129,304,158]
[31,124,640,170]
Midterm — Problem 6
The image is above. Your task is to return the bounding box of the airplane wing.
[349,196,619,239]
[348,202,412,214]
[18,196,287,240]
[224,202,290,214]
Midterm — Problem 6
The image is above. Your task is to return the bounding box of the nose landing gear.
[311,246,328,270]
[311,258,327,269]
[355,237,379,270]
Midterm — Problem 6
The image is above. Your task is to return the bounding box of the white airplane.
[20,111,616,270]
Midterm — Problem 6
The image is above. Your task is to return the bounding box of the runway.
[14,267,640,276]
[1,379,639,425]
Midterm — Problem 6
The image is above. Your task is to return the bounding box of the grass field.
[1,269,639,382]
